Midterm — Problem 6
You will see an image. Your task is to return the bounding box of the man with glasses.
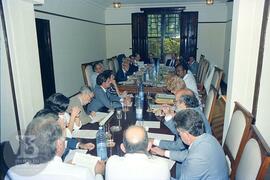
[68,86,95,125]
[170,109,228,179]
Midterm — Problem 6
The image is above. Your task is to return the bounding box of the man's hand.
[148,138,154,147]
[150,147,165,157]
[78,143,95,151]
[71,106,81,119]
[90,111,96,117]
[95,160,105,175]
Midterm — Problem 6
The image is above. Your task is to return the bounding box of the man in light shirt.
[5,111,104,180]
[106,125,170,180]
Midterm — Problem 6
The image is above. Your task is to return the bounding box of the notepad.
[136,121,160,129]
[64,149,88,163]
[72,130,98,139]
[147,132,174,141]
[72,152,100,175]
[99,111,114,126]
[155,93,175,99]
[90,112,109,124]
[152,155,176,170]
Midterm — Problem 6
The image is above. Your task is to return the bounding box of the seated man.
[106,125,170,180]
[128,55,139,74]
[175,62,199,99]
[144,53,158,65]
[68,86,95,125]
[187,56,198,77]
[151,88,211,179]
[87,72,122,112]
[6,111,104,180]
[165,53,177,67]
[115,59,130,82]
[90,62,104,88]
[172,109,228,179]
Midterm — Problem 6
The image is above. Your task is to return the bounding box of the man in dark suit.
[87,72,122,112]
[144,53,158,65]
[165,53,177,67]
[115,59,130,82]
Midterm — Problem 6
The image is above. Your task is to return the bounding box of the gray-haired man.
[68,86,95,125]
[5,111,104,180]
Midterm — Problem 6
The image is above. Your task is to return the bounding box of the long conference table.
[79,94,176,177]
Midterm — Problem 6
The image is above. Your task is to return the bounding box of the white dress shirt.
[183,71,199,97]
[106,153,170,180]
[5,156,103,180]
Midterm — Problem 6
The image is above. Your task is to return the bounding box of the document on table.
[72,152,100,175]
[90,112,110,124]
[64,149,87,163]
[147,132,174,141]
[72,130,98,139]
[99,111,114,126]
[135,121,160,129]
[152,155,176,170]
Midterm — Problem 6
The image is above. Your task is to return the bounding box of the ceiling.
[88,0,229,8]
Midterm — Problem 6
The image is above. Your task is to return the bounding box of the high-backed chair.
[113,56,120,73]
[108,56,117,73]
[203,87,218,123]
[211,66,223,92]
[211,95,226,144]
[233,125,270,180]
[223,102,253,177]
[81,62,94,88]
[197,59,210,91]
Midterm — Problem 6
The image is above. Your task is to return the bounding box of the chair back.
[203,87,218,123]
[211,95,226,144]
[108,56,117,73]
[113,57,120,73]
[81,62,94,88]
[234,125,270,180]
[197,58,210,89]
[211,66,223,91]
[223,102,253,176]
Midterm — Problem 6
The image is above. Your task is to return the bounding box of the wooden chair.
[223,102,253,177]
[233,125,270,180]
[108,56,117,73]
[113,56,120,73]
[203,87,218,123]
[81,60,103,88]
[210,95,226,144]
[211,66,223,92]
[197,59,210,92]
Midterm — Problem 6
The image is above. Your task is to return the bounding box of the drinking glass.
[110,109,122,132]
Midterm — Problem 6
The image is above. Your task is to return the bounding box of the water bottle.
[144,69,150,81]
[138,81,144,101]
[136,97,143,120]
[96,126,107,160]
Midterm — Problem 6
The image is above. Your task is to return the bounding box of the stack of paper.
[136,121,160,130]
[90,112,109,124]
[64,149,87,163]
[147,132,174,141]
[72,130,98,139]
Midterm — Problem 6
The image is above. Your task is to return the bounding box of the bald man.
[106,126,170,180]
[151,88,211,179]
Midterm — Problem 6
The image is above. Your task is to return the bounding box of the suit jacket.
[68,95,92,125]
[189,61,199,77]
[87,86,122,112]
[128,64,138,75]
[5,156,103,180]
[144,57,158,65]
[115,69,128,82]
[179,134,229,180]
[159,107,212,163]
[106,153,170,180]
[166,59,176,67]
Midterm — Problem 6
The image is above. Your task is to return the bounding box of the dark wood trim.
[34,9,105,25]
[141,7,185,14]
[198,20,232,24]
[0,0,22,138]
[252,0,269,122]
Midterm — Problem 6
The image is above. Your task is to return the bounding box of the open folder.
[90,111,114,124]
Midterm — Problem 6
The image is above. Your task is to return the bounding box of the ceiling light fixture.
[206,0,214,5]
[113,2,121,8]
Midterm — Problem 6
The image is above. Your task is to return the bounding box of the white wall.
[105,2,232,80]
[35,0,107,96]
[223,0,265,142]
[1,0,44,151]
[256,14,270,145]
